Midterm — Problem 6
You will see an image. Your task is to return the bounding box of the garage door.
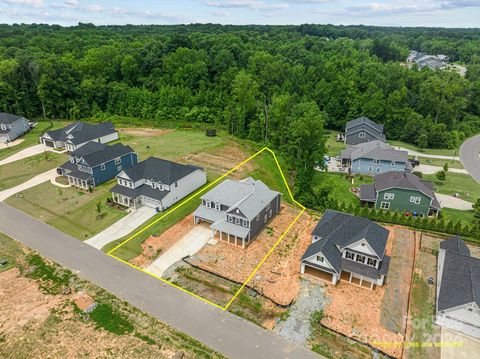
[143,197,161,209]
[304,265,333,283]
[44,140,55,148]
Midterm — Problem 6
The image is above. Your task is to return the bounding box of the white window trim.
[114,157,121,165]
[380,201,390,209]
[101,163,105,170]
[384,193,395,200]
[215,203,221,211]
[235,217,240,225]
[359,132,366,138]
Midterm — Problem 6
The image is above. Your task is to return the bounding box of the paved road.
[460,134,480,184]
[0,202,321,359]
[0,168,58,201]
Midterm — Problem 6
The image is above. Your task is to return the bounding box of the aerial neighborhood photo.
[1,1,480,359]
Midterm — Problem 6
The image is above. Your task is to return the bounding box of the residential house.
[0,113,30,143]
[58,141,137,189]
[300,210,390,290]
[359,171,441,217]
[436,236,480,338]
[407,51,449,70]
[40,121,118,151]
[111,157,206,210]
[193,177,281,249]
[344,116,386,145]
[340,140,411,175]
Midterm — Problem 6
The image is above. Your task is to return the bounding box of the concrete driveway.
[416,164,468,175]
[146,225,212,277]
[460,134,480,184]
[436,193,473,211]
[393,146,459,161]
[0,168,58,201]
[0,138,24,150]
[0,144,45,166]
[86,206,157,249]
[441,327,480,359]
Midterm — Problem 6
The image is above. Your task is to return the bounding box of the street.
[0,202,321,359]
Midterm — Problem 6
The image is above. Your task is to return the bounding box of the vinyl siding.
[0,117,29,143]
[351,158,406,175]
[375,187,432,216]
[91,152,138,186]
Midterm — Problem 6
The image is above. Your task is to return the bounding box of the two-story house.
[344,116,386,145]
[436,236,480,338]
[300,210,390,290]
[193,177,281,249]
[58,141,137,189]
[0,113,30,143]
[340,140,411,175]
[359,171,441,217]
[111,157,206,211]
[40,121,118,151]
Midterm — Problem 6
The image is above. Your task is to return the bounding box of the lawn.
[5,180,127,240]
[0,232,22,273]
[423,172,480,202]
[324,130,346,157]
[117,129,226,161]
[413,156,464,169]
[0,151,67,191]
[389,140,459,158]
[442,208,477,225]
[0,120,68,161]
[312,171,373,207]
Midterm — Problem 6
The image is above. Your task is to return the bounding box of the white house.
[0,113,29,143]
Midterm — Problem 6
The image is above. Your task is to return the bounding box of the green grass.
[413,156,464,169]
[117,129,226,161]
[423,172,480,202]
[87,303,135,335]
[324,130,346,157]
[312,171,373,207]
[0,120,69,161]
[442,208,477,225]
[0,152,67,191]
[0,233,22,273]
[389,140,459,157]
[25,253,75,294]
[5,180,127,240]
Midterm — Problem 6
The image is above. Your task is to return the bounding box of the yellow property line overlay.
[107,147,306,311]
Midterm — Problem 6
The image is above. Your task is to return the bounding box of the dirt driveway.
[145,225,212,277]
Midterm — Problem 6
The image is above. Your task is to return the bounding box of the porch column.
[349,272,353,283]
[227,233,230,242]
[359,276,363,287]
[235,236,237,246]
[220,232,222,241]
[242,237,245,249]
[370,281,374,290]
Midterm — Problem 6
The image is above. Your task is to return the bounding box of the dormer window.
[101,163,105,171]
[215,203,221,211]
[316,256,324,262]
[114,157,121,165]
[235,217,240,225]
[345,251,354,260]
[158,184,163,191]
[152,182,157,189]
[359,132,366,138]
[367,258,377,267]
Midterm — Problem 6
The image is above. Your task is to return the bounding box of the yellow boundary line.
[108,147,306,311]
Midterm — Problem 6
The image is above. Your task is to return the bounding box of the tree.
[96,202,102,214]
[436,170,446,181]
[416,134,428,149]
[473,198,480,218]
[443,163,449,173]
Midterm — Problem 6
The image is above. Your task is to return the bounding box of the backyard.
[324,130,346,157]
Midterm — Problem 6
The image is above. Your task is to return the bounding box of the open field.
[5,180,126,240]
[389,140,459,157]
[0,233,225,359]
[0,121,68,161]
[424,172,480,202]
[0,151,67,191]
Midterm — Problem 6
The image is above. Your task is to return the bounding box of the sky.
[0,0,479,27]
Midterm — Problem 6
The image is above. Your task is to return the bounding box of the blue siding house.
[58,141,137,189]
[341,140,411,175]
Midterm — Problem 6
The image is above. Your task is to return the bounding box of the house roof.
[81,143,134,167]
[42,121,116,144]
[212,219,250,239]
[301,210,389,274]
[345,116,384,134]
[111,183,170,202]
[440,235,470,256]
[373,171,441,209]
[200,177,279,221]
[120,157,202,185]
[340,140,408,163]
[0,112,24,124]
[71,141,106,157]
[438,237,480,311]
[359,184,377,202]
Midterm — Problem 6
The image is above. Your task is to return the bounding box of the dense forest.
[0,23,479,195]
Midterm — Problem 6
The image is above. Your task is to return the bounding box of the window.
[114,157,121,165]
[316,256,324,263]
[410,196,421,204]
[367,258,377,267]
[227,216,233,223]
[391,161,395,166]
[243,219,248,227]
[376,166,381,172]
[101,163,105,171]
[380,202,390,209]
[359,132,366,138]
[158,184,163,191]
[373,159,380,165]
[269,209,273,217]
[356,254,366,264]
[384,193,394,200]
[264,215,267,223]
[117,166,122,172]
[215,203,221,211]
[205,200,211,208]
[70,157,74,163]
[345,251,354,260]
[152,182,157,189]
[235,217,240,225]
[175,181,178,188]
[256,214,260,221]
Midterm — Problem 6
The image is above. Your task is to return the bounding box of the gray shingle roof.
[340,140,408,163]
[0,112,25,124]
[438,238,480,311]
[70,141,106,157]
[440,235,470,256]
[359,184,376,202]
[345,116,384,134]
[373,171,440,209]
[111,183,170,202]
[43,121,116,144]
[121,157,202,185]
[302,210,389,274]
[81,143,134,167]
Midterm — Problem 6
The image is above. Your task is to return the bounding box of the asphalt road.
[460,134,480,184]
[0,202,321,359]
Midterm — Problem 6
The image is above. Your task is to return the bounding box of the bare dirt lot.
[420,232,480,258]
[320,226,415,358]
[119,127,175,137]
[187,205,314,306]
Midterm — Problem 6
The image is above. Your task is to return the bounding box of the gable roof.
[0,112,25,124]
[438,237,480,311]
[80,143,134,167]
[120,157,202,185]
[340,140,408,163]
[70,141,106,157]
[43,121,116,144]
[200,177,279,221]
[373,171,440,209]
[345,116,384,134]
[302,210,389,273]
[440,235,470,256]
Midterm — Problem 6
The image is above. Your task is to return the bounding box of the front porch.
[66,176,90,190]
[112,192,136,209]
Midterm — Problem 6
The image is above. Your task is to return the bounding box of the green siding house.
[359,171,441,217]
